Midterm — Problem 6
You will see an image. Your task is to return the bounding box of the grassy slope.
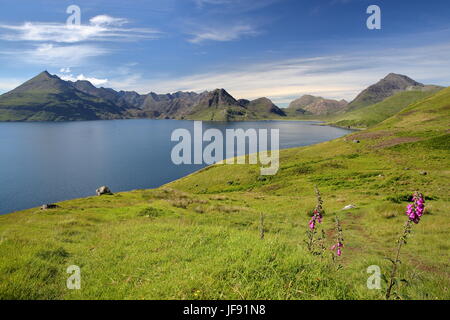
[0,76,125,122]
[0,88,449,300]
[185,106,286,121]
[328,89,442,128]
[0,89,124,122]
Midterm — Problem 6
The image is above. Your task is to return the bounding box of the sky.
[0,0,450,106]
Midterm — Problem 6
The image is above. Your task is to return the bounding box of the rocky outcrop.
[96,186,113,196]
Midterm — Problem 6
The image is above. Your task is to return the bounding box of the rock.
[96,186,113,196]
[41,204,58,210]
[342,204,357,210]
[352,140,360,143]
[420,171,427,175]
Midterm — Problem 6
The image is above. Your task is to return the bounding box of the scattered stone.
[352,140,360,143]
[420,171,427,176]
[96,186,113,196]
[342,204,357,210]
[404,167,410,170]
[41,204,58,210]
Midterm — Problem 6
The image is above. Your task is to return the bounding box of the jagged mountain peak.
[0,71,288,121]
[198,88,240,107]
[287,94,347,115]
[347,73,424,110]
[383,73,420,84]
[246,97,286,117]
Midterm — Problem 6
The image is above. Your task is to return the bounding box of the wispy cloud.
[59,73,108,86]
[0,13,160,67]
[0,15,161,43]
[187,23,259,43]
[9,43,110,66]
[89,15,128,27]
[113,43,450,104]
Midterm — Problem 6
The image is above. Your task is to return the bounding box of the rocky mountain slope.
[0,72,286,121]
[346,73,435,111]
[287,94,348,115]
[0,71,126,121]
[0,71,441,122]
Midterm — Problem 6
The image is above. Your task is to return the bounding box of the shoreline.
[0,121,355,215]
[0,117,324,124]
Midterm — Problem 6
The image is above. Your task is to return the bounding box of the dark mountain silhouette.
[0,71,126,121]
[0,72,287,121]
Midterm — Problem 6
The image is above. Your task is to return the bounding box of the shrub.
[137,206,165,217]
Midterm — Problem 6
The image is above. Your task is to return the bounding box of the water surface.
[0,120,352,214]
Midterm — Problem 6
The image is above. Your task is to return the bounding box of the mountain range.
[0,71,286,122]
[286,95,348,115]
[0,71,442,122]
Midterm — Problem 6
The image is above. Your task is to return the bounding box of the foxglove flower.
[309,209,323,230]
[331,241,343,256]
[405,192,425,224]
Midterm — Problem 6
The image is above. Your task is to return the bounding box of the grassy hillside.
[0,72,125,121]
[0,88,449,300]
[185,105,286,121]
[329,89,442,128]
[184,105,251,121]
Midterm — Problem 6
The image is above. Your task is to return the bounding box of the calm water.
[0,120,352,214]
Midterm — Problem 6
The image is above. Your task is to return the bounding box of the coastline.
[0,120,354,215]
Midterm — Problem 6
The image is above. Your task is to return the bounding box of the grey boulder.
[96,186,113,196]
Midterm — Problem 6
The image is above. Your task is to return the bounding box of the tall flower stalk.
[331,214,344,269]
[305,186,325,255]
[385,192,425,299]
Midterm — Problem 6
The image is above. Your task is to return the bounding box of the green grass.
[184,105,286,121]
[0,87,449,300]
[328,89,442,129]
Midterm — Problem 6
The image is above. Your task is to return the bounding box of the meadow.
[0,87,449,300]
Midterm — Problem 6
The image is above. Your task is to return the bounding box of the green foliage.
[0,87,449,300]
[330,90,441,128]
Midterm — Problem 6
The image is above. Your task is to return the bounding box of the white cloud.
[59,73,108,86]
[59,67,71,73]
[115,43,450,104]
[0,13,159,66]
[0,16,160,43]
[187,23,259,43]
[89,15,128,27]
[20,43,109,66]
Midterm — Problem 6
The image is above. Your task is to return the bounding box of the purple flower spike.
[405,192,425,224]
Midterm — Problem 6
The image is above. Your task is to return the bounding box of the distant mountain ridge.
[0,71,442,122]
[0,71,126,121]
[287,95,348,115]
[0,71,286,121]
[345,73,438,111]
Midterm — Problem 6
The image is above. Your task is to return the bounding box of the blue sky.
[1,0,450,106]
